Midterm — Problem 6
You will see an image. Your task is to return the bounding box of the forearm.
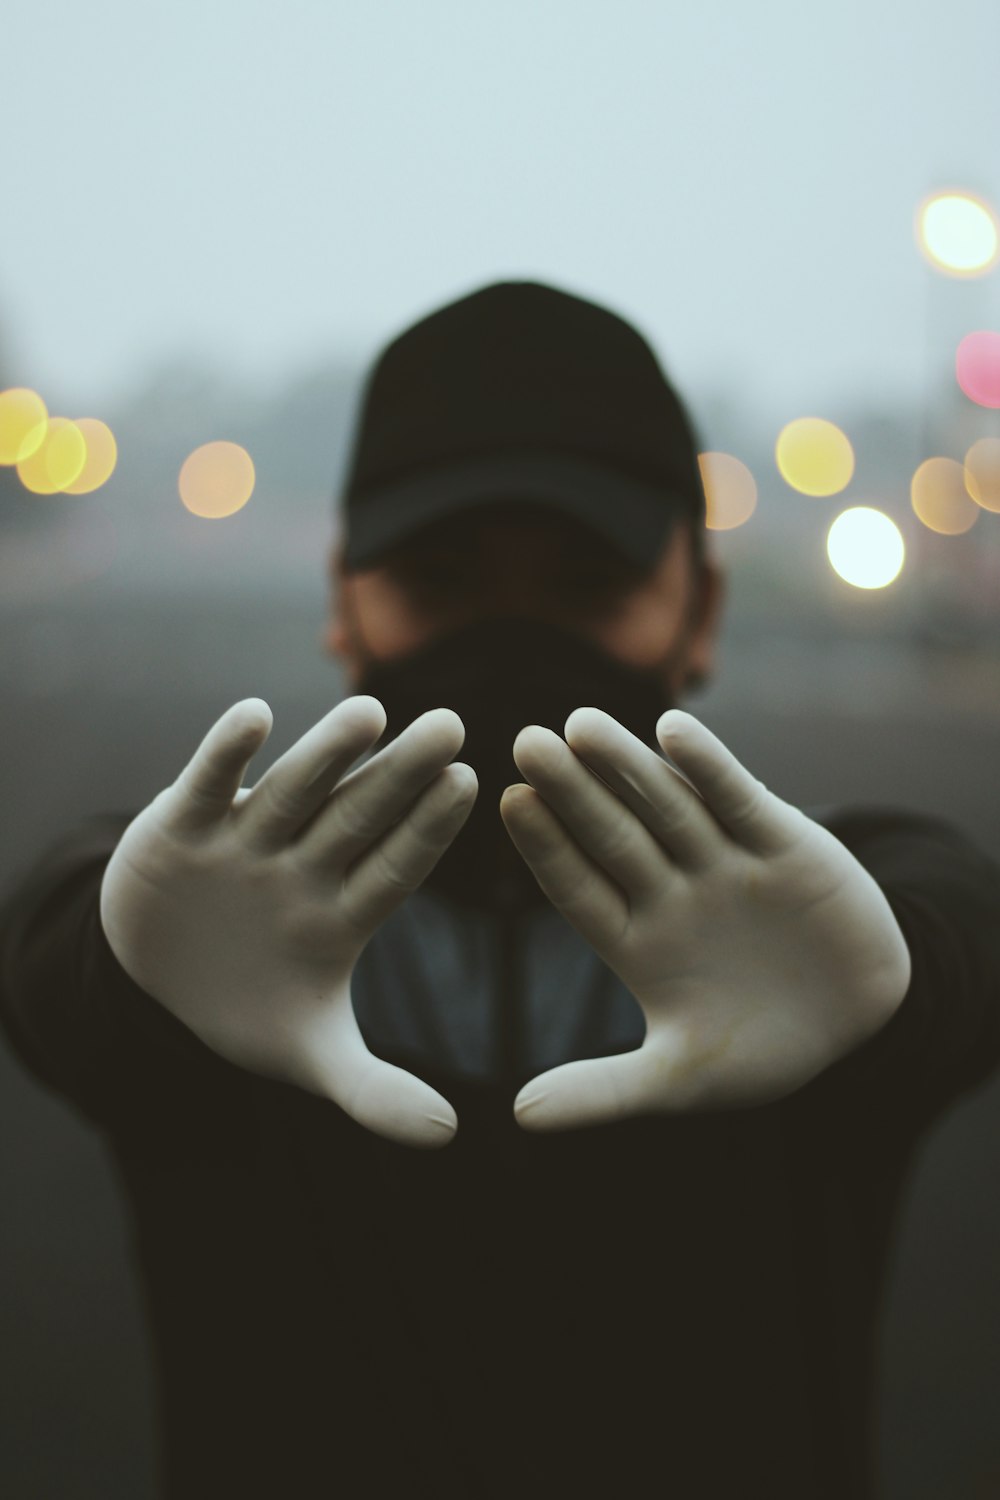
[0,814,216,1124]
[807,804,1000,1117]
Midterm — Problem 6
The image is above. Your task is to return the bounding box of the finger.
[237,695,388,849]
[563,706,728,870]
[513,1045,662,1132]
[499,784,629,951]
[340,761,478,935]
[294,707,469,870]
[511,725,667,903]
[306,990,459,1148]
[655,710,795,854]
[166,698,275,831]
[344,1055,459,1149]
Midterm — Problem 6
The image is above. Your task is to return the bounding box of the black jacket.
[2,803,999,1499]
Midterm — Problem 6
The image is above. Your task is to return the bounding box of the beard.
[349,612,678,914]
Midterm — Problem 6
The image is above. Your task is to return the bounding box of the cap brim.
[340,452,690,570]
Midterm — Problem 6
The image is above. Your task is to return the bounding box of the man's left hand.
[499,708,912,1131]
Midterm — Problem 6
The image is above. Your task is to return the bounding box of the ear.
[684,550,726,693]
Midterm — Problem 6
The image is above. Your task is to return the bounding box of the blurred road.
[2,586,999,1499]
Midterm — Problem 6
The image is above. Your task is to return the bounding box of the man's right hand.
[99,696,477,1149]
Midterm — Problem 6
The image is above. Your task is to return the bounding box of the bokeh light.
[775,418,854,496]
[179,441,255,518]
[63,418,118,494]
[910,457,980,535]
[963,437,1000,514]
[697,451,757,530]
[16,417,87,493]
[0,387,48,464]
[955,331,1000,408]
[916,191,1000,276]
[826,507,904,590]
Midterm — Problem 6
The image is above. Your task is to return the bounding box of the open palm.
[499,708,912,1131]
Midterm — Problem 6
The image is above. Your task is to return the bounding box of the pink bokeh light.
[955,331,1000,408]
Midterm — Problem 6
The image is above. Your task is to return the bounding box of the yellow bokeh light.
[910,457,980,535]
[826,507,904,590]
[63,418,118,494]
[0,387,48,464]
[916,191,1000,276]
[16,417,87,493]
[775,418,854,497]
[179,441,256,518]
[697,451,757,530]
[964,437,1000,514]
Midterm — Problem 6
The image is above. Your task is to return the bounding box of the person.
[1,280,999,1499]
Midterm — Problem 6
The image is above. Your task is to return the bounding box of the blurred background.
[2,2,999,1495]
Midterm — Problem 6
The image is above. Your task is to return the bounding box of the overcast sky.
[2,0,998,425]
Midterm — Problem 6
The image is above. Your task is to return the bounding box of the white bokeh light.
[917,191,999,276]
[826,507,905,590]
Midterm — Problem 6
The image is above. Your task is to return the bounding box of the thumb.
[303,1001,459,1150]
[513,1047,659,1133]
[337,1054,459,1150]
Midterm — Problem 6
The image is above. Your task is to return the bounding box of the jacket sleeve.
[0,812,234,1131]
[798,803,1000,1130]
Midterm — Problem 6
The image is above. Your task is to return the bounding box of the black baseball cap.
[338,279,707,570]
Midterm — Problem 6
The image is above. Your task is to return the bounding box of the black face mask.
[344,607,680,913]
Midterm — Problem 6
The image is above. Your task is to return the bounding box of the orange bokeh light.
[179,441,256,518]
[697,451,757,530]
